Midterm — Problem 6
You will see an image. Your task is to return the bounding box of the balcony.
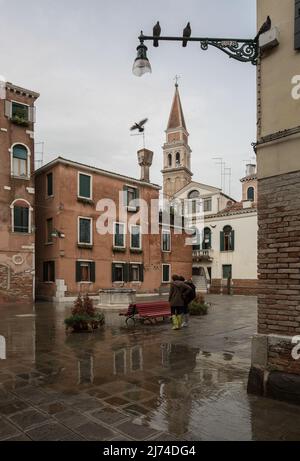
[192,249,214,262]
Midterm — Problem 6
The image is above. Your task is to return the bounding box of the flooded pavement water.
[0,294,300,441]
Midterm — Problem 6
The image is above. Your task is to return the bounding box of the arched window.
[10,199,32,234]
[220,225,235,252]
[247,186,255,201]
[188,190,200,215]
[202,227,212,250]
[168,153,172,167]
[11,144,29,178]
[176,152,180,166]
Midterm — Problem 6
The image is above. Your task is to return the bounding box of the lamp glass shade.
[132,43,152,77]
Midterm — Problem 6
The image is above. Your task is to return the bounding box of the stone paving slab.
[9,409,51,431]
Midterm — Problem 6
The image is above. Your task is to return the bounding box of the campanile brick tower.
[162,83,193,199]
[0,80,39,303]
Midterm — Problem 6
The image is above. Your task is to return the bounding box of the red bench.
[119,301,171,325]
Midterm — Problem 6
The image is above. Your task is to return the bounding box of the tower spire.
[167,82,187,131]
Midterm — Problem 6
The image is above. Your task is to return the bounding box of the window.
[162,230,171,252]
[46,218,53,243]
[12,145,28,177]
[220,225,235,252]
[78,173,92,199]
[188,190,200,200]
[204,198,212,212]
[222,265,232,280]
[11,102,29,124]
[112,263,125,282]
[130,225,141,250]
[130,263,144,282]
[43,261,55,282]
[162,264,171,283]
[13,206,29,233]
[168,153,172,167]
[123,185,139,211]
[176,152,180,166]
[47,173,53,197]
[202,227,212,250]
[76,261,96,283]
[114,222,125,248]
[78,217,92,245]
[247,187,255,201]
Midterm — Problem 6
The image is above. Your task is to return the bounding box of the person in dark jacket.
[181,277,196,327]
[169,275,193,330]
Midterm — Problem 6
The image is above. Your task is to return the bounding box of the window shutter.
[123,185,128,207]
[231,230,235,251]
[135,188,140,211]
[112,263,116,282]
[295,0,300,50]
[4,100,11,118]
[90,262,96,283]
[139,264,144,282]
[76,261,81,282]
[43,262,47,282]
[51,261,55,282]
[124,263,130,283]
[28,106,36,123]
[220,232,225,252]
[128,264,133,282]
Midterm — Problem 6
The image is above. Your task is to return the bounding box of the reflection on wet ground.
[0,295,300,441]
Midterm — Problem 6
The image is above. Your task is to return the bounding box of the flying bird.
[130,118,148,133]
[255,16,271,41]
[153,21,161,47]
[182,22,191,47]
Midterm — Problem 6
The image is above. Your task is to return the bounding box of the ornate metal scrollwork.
[200,39,259,65]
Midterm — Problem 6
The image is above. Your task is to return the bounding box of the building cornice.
[6,82,40,99]
[35,157,161,190]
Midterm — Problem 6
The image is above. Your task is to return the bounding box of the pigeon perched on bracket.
[153,21,161,47]
[182,22,191,47]
[255,16,271,41]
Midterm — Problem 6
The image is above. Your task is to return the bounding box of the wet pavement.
[0,294,300,441]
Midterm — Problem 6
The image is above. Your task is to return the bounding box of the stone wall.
[210,278,258,296]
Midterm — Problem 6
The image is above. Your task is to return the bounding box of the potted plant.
[65,294,105,333]
[188,294,210,316]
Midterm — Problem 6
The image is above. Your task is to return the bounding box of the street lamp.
[132,41,152,77]
[132,20,270,75]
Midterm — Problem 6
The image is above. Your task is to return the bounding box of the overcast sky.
[0,0,257,199]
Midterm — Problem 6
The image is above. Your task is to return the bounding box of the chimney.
[137,148,153,183]
[246,164,256,176]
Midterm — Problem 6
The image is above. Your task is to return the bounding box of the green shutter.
[231,230,235,251]
[112,263,116,282]
[123,185,128,207]
[51,261,55,282]
[124,263,130,283]
[140,264,144,282]
[90,262,96,283]
[76,261,81,282]
[79,174,91,198]
[220,232,224,252]
[135,188,140,211]
[43,262,47,282]
[128,264,133,282]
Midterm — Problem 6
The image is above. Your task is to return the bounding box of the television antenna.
[130,118,148,148]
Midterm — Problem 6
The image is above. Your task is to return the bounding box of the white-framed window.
[10,199,32,234]
[78,172,92,200]
[114,222,126,248]
[130,225,142,250]
[11,144,30,179]
[204,198,212,212]
[78,217,93,245]
[123,185,139,211]
[162,264,171,283]
[162,229,171,252]
[130,263,143,282]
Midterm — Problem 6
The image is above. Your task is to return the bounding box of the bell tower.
[162,83,192,199]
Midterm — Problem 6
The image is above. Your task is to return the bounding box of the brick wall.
[210,278,258,295]
[258,171,300,336]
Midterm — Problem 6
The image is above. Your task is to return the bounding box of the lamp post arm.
[138,33,259,65]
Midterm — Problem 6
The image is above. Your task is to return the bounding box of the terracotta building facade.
[35,155,192,302]
[0,81,39,303]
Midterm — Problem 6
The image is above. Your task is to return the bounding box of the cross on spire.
[174,75,181,87]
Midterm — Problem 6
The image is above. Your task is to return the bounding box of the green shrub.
[65,295,105,332]
[189,299,209,316]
